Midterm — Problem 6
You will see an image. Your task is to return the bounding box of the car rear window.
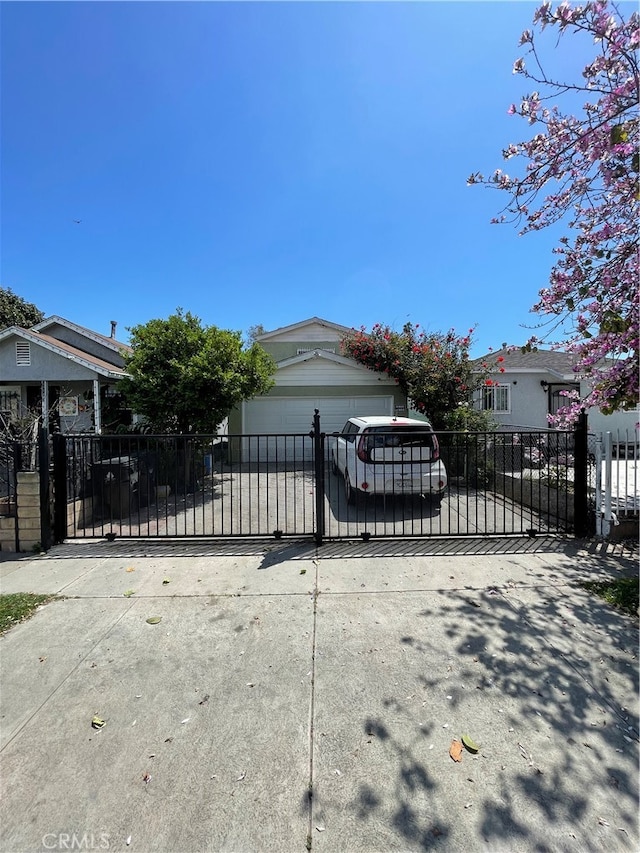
[363,426,436,450]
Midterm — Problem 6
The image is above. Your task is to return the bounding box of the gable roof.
[32,315,132,353]
[275,348,375,371]
[473,348,581,380]
[0,327,128,378]
[256,317,353,341]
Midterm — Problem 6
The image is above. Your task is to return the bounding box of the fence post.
[312,410,325,546]
[602,431,613,539]
[38,428,52,551]
[573,410,591,537]
[52,433,68,544]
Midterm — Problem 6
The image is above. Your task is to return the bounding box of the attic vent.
[297,347,335,355]
[15,341,31,366]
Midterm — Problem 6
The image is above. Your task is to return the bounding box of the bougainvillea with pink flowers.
[468,1,639,425]
[341,323,490,429]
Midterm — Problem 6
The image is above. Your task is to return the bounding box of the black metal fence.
[323,425,578,540]
[0,441,21,521]
[51,413,589,543]
[0,437,40,509]
[53,432,318,541]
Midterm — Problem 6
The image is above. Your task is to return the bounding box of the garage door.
[242,396,394,461]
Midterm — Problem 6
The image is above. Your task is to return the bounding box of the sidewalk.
[1,537,638,853]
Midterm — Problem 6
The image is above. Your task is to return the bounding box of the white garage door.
[242,396,394,461]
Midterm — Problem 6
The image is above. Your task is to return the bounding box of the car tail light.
[361,482,369,491]
[357,436,369,463]
[431,435,440,461]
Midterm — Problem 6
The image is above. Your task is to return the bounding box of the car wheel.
[345,471,356,505]
[331,454,339,476]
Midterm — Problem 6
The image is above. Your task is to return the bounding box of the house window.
[296,347,336,355]
[481,383,510,413]
[16,342,31,365]
[0,387,20,425]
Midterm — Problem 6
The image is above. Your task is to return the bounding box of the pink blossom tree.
[468,1,639,424]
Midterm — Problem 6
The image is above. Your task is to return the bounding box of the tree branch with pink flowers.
[468,0,639,425]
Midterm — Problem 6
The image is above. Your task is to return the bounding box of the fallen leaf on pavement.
[449,740,463,762]
[91,716,106,729]
[126,567,135,573]
[462,734,480,753]
[162,578,170,585]
[123,589,135,597]
[146,616,162,624]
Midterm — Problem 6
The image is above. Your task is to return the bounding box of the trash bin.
[92,457,137,519]
[132,450,157,507]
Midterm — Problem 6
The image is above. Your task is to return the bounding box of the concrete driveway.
[76,464,558,540]
[0,537,638,852]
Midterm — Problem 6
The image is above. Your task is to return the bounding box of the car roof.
[349,416,432,427]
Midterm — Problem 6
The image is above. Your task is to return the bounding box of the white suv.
[331,416,447,505]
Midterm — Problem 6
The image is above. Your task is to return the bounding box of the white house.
[473,347,639,436]
[230,317,406,436]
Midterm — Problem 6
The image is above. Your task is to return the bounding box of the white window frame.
[480,383,511,414]
[296,347,336,355]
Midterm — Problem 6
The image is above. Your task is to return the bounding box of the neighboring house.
[0,316,131,434]
[229,317,406,437]
[473,347,639,434]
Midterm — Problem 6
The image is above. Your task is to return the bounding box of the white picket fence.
[593,428,639,538]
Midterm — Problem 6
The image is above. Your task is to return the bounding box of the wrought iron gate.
[52,413,591,543]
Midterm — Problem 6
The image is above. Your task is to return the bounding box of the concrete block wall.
[0,472,93,552]
[15,472,41,553]
[0,513,16,552]
[492,472,574,526]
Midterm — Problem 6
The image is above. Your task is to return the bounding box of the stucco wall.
[488,374,551,428]
[0,337,100,382]
[587,408,640,435]
[485,369,639,434]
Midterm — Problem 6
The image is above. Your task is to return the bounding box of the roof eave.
[32,315,132,352]
[257,316,353,341]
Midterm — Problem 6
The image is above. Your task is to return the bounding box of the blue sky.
[0,1,598,355]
